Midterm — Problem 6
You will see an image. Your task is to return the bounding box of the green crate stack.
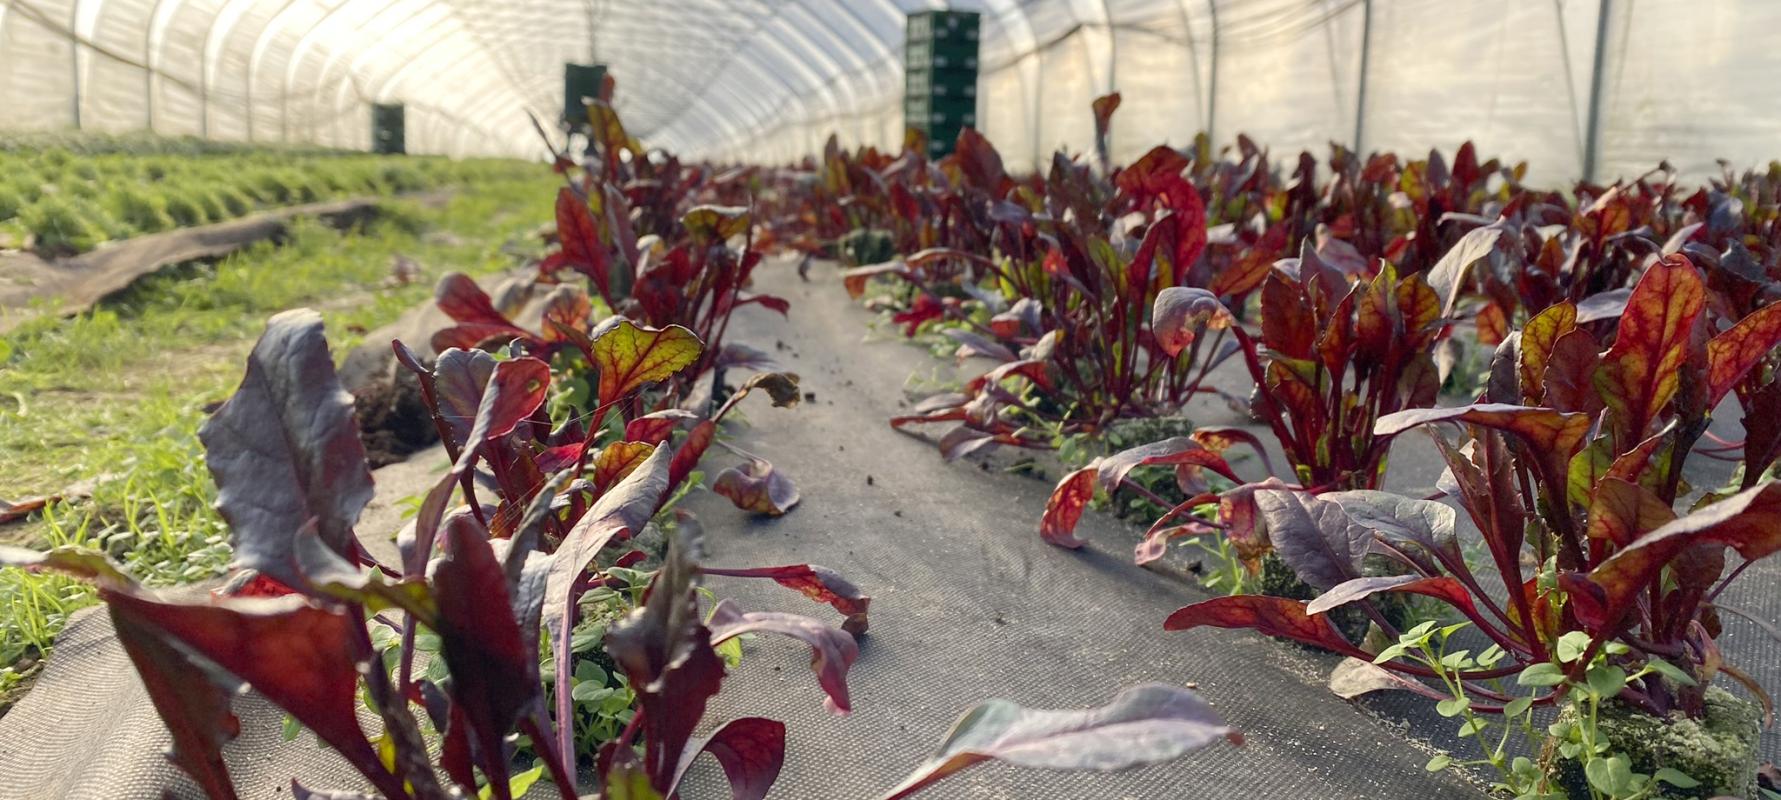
[371,103,405,155]
[905,10,980,158]
[564,63,608,128]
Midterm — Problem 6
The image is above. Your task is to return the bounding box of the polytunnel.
[0,0,1778,178]
[4,2,1781,800]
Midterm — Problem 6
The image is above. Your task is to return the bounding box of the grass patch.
[0,132,537,254]
[0,171,556,696]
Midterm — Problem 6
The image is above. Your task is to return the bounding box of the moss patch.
[1552,686,1760,799]
[1257,553,1365,641]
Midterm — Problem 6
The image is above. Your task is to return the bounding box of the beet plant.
[879,104,1251,457]
[1165,254,1781,797]
[0,307,1244,799]
[524,85,790,395]
[1032,229,1483,573]
[786,112,1539,585]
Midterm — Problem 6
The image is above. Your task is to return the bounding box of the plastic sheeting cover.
[0,1,1779,189]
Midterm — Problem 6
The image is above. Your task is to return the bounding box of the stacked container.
[905,11,981,159]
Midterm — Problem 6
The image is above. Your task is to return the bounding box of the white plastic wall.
[1104,2,1205,167]
[698,0,1781,184]
[0,0,543,157]
[1359,0,1595,184]
[1594,0,1781,182]
[1,0,1779,178]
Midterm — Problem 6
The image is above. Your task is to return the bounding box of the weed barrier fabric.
[677,260,1776,795]
[0,604,368,799]
[666,260,1483,798]
[2,259,1773,798]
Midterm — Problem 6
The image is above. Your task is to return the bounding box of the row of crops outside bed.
[0,131,535,255]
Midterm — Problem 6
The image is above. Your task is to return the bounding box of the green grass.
[0,170,557,686]
[0,132,538,254]
[104,184,175,233]
[16,194,107,253]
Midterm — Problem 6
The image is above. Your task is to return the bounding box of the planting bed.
[5,258,1775,798]
[6,88,1781,800]
[669,258,1781,796]
[669,260,1485,797]
[0,262,1470,798]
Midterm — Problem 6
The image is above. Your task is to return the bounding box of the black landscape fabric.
[6,259,1776,799]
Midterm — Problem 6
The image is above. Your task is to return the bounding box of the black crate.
[906,10,980,158]
[906,68,978,100]
[911,65,983,95]
[906,39,979,72]
[905,95,978,129]
[371,103,405,155]
[907,10,980,42]
[563,63,607,127]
